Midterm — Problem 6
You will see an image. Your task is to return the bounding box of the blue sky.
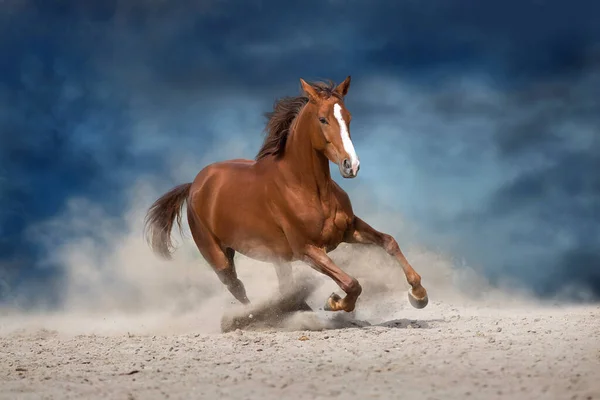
[1,0,599,306]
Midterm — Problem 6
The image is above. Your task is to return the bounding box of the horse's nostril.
[342,159,351,170]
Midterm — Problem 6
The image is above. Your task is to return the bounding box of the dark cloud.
[418,64,600,298]
[1,0,600,304]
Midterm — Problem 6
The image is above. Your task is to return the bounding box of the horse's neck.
[280,109,332,194]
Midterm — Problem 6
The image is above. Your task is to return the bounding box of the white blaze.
[333,103,359,173]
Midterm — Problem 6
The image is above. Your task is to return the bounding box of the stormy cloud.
[1,0,599,306]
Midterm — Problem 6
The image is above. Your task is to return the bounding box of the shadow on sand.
[220,278,446,333]
[323,313,445,330]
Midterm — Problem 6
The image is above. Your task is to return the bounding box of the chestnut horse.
[144,76,428,312]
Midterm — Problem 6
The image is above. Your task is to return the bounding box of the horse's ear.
[300,78,319,102]
[334,76,351,97]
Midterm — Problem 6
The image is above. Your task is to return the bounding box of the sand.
[1,289,599,399]
[0,244,599,399]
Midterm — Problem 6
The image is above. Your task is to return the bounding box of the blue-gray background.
[1,0,599,306]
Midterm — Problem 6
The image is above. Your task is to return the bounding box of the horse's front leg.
[302,245,362,312]
[345,216,429,309]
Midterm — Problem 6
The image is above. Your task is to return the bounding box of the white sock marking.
[333,103,360,173]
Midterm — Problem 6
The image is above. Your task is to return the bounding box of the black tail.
[143,183,192,259]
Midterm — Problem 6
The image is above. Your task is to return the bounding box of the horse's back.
[192,158,256,183]
[189,158,262,208]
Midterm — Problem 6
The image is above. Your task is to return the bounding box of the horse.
[144,76,428,313]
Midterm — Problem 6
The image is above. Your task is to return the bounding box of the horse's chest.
[319,207,350,249]
[286,190,352,250]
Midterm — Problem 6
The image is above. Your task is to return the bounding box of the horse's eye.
[319,117,328,125]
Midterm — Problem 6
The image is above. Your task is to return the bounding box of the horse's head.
[299,76,360,179]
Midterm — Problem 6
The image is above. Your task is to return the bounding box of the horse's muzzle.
[340,158,360,178]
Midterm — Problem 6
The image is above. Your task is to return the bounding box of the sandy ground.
[1,244,599,399]
[1,289,599,399]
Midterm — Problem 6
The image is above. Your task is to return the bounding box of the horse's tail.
[144,182,192,260]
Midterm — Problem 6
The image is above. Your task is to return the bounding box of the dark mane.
[255,80,340,161]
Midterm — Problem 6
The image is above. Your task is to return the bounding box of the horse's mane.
[255,80,340,161]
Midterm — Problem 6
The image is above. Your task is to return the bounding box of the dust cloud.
[0,175,537,338]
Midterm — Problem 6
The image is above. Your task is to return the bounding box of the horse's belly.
[213,211,294,262]
[228,230,294,263]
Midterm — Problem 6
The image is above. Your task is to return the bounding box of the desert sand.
[1,242,599,400]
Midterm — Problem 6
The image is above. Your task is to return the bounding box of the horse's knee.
[382,234,400,255]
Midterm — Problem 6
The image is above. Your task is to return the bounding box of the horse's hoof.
[408,289,429,309]
[324,293,342,311]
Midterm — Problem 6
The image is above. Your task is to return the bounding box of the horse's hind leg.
[274,263,313,311]
[205,247,249,305]
[219,248,250,304]
[188,217,249,304]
